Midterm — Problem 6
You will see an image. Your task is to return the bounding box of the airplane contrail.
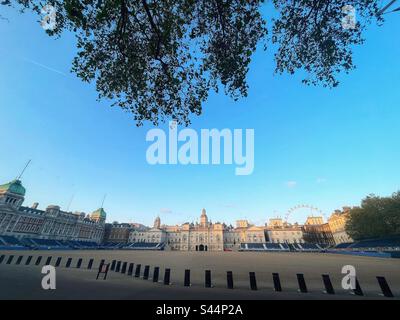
[20,57,68,77]
[0,48,68,77]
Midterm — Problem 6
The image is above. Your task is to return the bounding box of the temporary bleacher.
[100,242,125,249]
[238,242,329,252]
[0,235,27,250]
[349,238,400,249]
[329,236,400,258]
[125,242,165,250]
[334,242,352,249]
[25,238,71,250]
[239,243,290,252]
[297,243,320,252]
[279,243,290,251]
[333,237,400,251]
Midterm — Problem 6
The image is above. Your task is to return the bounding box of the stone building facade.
[103,222,134,243]
[130,209,267,251]
[265,218,304,244]
[328,207,353,244]
[0,179,105,243]
[302,216,335,245]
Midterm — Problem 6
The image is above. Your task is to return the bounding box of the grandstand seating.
[266,243,287,251]
[238,242,331,252]
[1,233,398,253]
[349,238,400,249]
[247,243,265,250]
[298,243,321,251]
[0,235,27,249]
[125,242,164,250]
[332,237,400,251]
[100,242,125,249]
[279,243,290,250]
[239,242,291,252]
[334,242,352,249]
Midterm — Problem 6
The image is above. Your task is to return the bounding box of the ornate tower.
[200,208,208,227]
[0,179,26,210]
[153,216,161,229]
[91,208,107,223]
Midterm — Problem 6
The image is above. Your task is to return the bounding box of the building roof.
[0,179,26,196]
[91,207,107,219]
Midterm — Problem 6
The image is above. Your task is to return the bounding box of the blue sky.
[0,5,399,227]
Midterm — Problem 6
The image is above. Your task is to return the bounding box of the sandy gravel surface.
[0,250,399,299]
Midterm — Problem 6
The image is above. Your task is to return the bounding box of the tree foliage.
[346,192,400,240]
[1,0,382,125]
[272,0,381,87]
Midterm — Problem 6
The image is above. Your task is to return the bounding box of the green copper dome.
[91,208,107,219]
[0,180,26,196]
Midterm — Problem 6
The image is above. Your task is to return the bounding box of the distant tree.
[346,192,400,240]
[1,1,383,125]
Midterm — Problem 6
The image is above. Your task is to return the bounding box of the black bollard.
[352,278,363,296]
[272,273,282,292]
[6,255,14,264]
[121,262,127,274]
[87,259,94,270]
[35,256,42,266]
[0,255,4,264]
[16,256,23,265]
[25,256,33,265]
[115,261,121,273]
[96,262,110,280]
[249,272,257,290]
[143,265,150,280]
[297,273,308,293]
[184,269,191,287]
[45,256,52,266]
[322,274,335,294]
[205,270,212,288]
[110,260,116,271]
[227,271,234,289]
[128,263,134,276]
[153,267,160,282]
[76,258,82,269]
[135,264,141,278]
[164,268,171,285]
[55,257,62,267]
[377,276,394,298]
[135,264,142,278]
[65,258,72,268]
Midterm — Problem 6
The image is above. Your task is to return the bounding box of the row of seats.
[240,242,325,252]
[298,243,322,251]
[123,242,165,250]
[334,237,400,250]
[240,243,291,252]
[0,235,99,250]
[100,242,126,249]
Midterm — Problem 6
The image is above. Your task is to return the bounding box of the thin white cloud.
[286,181,297,188]
[160,208,172,214]
[316,177,327,184]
